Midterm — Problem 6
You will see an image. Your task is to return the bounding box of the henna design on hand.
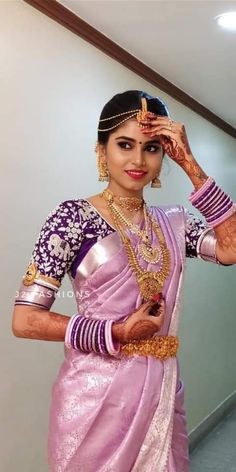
[215,214,236,256]
[159,133,206,186]
[113,314,161,343]
[182,159,207,184]
[127,320,159,341]
[159,136,186,163]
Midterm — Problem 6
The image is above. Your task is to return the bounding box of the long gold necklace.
[101,189,171,301]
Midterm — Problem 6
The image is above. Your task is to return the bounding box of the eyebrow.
[115,135,160,144]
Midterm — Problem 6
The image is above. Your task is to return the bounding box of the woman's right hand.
[112,300,165,344]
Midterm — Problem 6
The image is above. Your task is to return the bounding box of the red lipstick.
[125,170,147,180]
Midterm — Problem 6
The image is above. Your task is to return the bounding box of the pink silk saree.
[48,206,190,472]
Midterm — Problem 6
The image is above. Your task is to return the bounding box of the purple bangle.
[78,317,90,351]
[91,320,99,352]
[64,314,121,357]
[99,320,108,354]
[209,204,236,228]
[206,197,231,221]
[71,316,84,349]
[203,192,226,216]
[94,321,101,353]
[86,319,97,352]
[198,188,223,213]
[193,181,217,208]
[82,318,93,352]
[189,177,235,229]
[207,200,233,223]
[73,316,86,349]
[98,320,104,354]
[189,177,214,203]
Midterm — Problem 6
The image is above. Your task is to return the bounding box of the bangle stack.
[189,177,236,228]
[65,314,120,357]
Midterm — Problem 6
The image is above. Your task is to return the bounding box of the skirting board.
[189,390,236,452]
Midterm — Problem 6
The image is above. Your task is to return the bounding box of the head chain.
[98,97,149,132]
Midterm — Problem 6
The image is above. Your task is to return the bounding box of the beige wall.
[0,1,236,470]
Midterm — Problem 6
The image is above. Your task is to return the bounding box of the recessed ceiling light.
[215,11,236,31]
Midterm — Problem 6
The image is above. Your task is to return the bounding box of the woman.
[12,90,236,472]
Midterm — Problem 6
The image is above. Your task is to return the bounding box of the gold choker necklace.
[102,188,144,212]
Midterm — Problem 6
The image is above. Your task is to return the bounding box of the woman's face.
[99,118,164,196]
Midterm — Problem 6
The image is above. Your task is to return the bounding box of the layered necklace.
[101,188,171,301]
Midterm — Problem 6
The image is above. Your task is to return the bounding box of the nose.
[131,146,145,167]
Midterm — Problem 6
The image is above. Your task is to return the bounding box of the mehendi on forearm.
[181,157,208,189]
[21,310,70,341]
[214,213,236,261]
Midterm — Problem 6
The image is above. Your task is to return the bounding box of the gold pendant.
[138,273,162,301]
[138,242,161,264]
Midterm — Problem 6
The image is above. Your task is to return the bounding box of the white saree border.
[132,207,185,472]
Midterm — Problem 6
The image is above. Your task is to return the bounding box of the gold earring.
[151,176,161,188]
[98,159,109,181]
[95,142,109,182]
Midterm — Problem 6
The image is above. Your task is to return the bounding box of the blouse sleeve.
[185,211,219,263]
[15,200,83,310]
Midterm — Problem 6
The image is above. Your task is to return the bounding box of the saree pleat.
[48,205,190,472]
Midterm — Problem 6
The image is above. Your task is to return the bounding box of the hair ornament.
[98,96,151,132]
[136,97,149,124]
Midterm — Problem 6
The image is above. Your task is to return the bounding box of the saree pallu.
[48,206,190,472]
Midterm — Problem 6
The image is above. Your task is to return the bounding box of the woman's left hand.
[140,112,194,166]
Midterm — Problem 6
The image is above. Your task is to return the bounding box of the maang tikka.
[95,142,109,182]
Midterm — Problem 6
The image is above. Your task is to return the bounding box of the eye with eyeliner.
[117,141,161,152]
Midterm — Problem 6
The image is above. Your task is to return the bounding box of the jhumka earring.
[151,176,161,188]
[98,160,109,182]
[95,142,109,182]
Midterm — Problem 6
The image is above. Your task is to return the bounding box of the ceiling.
[58,0,236,129]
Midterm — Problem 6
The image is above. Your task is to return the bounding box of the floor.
[190,409,236,471]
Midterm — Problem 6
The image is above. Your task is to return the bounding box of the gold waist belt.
[121,335,179,360]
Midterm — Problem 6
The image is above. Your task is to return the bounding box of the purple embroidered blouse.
[15,199,209,309]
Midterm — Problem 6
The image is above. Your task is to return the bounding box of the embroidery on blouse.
[185,212,206,258]
[29,199,114,283]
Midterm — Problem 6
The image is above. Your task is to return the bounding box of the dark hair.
[97,90,169,144]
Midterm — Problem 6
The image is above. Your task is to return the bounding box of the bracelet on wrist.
[65,314,120,357]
